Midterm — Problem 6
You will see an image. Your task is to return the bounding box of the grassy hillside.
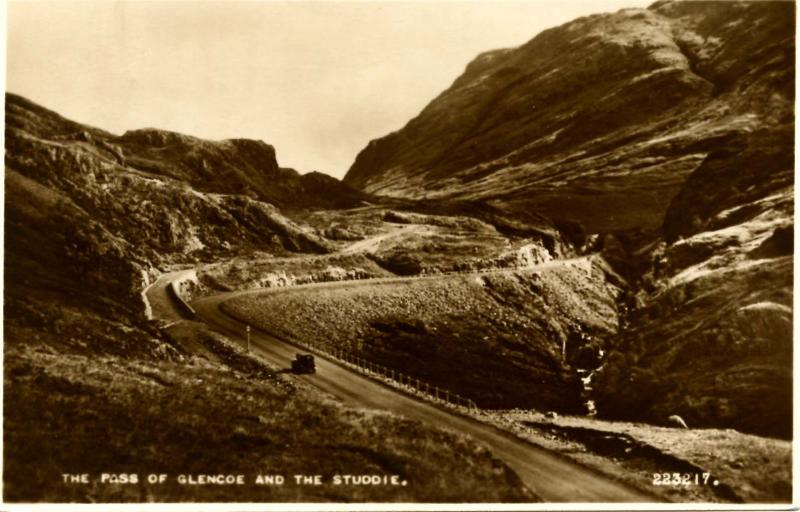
[223,261,620,412]
[490,410,791,503]
[5,342,531,502]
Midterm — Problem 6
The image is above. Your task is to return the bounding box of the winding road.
[144,266,663,503]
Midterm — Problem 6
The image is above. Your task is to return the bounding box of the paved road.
[188,256,592,304]
[188,280,659,503]
[144,269,196,322]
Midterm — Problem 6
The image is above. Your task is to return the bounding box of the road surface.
[144,269,196,323]
[183,275,659,503]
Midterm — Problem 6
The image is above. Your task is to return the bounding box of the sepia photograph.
[2,0,795,507]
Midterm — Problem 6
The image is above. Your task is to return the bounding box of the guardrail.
[328,347,478,411]
[230,314,478,412]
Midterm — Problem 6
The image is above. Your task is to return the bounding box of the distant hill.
[10,93,368,212]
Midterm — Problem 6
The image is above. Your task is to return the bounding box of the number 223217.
[652,473,714,486]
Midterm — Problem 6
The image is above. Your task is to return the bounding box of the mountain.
[344,0,794,233]
[4,92,339,359]
[343,0,794,437]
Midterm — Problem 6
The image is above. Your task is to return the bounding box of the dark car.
[291,354,316,374]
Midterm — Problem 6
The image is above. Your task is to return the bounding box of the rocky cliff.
[344,0,793,232]
[592,126,793,438]
[116,128,366,211]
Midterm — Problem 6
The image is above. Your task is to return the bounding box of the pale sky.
[8,0,651,178]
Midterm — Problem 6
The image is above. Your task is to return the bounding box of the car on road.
[291,354,316,374]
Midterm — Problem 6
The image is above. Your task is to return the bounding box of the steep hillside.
[344,0,793,232]
[593,126,793,438]
[342,0,794,438]
[6,92,335,357]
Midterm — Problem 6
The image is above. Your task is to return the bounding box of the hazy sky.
[8,0,651,178]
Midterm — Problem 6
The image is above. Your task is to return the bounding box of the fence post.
[435,386,439,400]
[445,390,450,403]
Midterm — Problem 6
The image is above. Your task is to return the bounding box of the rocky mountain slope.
[593,126,793,438]
[344,1,793,438]
[224,261,621,413]
[344,0,793,232]
[6,92,337,357]
[10,94,366,210]
[116,128,366,211]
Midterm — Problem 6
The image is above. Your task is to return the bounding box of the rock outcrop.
[592,127,793,438]
[115,127,367,210]
[344,0,793,232]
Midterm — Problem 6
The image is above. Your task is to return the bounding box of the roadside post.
[246,325,251,352]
